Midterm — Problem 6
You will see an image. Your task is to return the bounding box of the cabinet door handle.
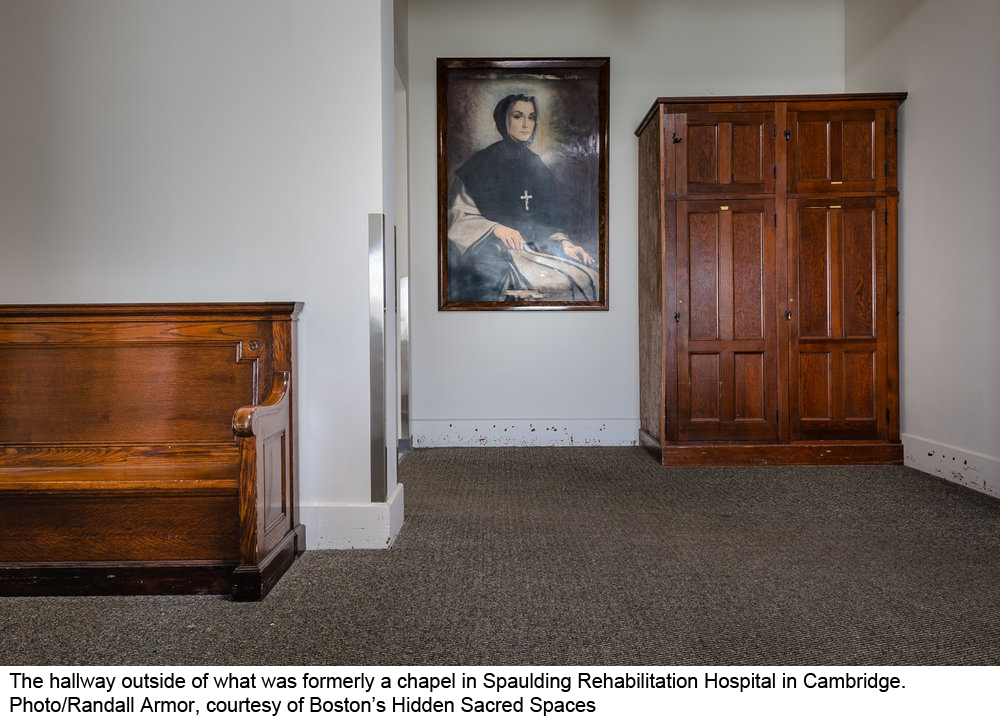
[674,312,681,323]
[672,132,683,144]
[785,310,792,320]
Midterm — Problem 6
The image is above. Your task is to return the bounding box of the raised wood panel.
[732,211,765,339]
[689,354,721,421]
[844,351,876,420]
[0,344,255,444]
[673,111,774,195]
[262,431,289,556]
[688,123,719,183]
[842,119,875,182]
[687,211,721,340]
[796,121,830,182]
[732,123,764,183]
[796,206,832,339]
[799,352,832,420]
[842,208,876,338]
[734,353,765,421]
[788,109,883,193]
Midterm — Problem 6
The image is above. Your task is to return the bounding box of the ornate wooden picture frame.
[437,58,609,311]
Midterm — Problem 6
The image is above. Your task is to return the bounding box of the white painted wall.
[0,0,403,547]
[845,0,1000,495]
[407,0,845,446]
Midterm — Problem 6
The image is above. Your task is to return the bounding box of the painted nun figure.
[447,93,599,302]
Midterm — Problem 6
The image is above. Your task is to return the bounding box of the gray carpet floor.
[2,446,999,665]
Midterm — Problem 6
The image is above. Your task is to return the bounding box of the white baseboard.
[903,434,1000,499]
[300,481,405,549]
[412,418,640,447]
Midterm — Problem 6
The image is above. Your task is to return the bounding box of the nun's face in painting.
[507,100,536,142]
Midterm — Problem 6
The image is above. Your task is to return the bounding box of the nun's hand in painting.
[492,225,526,251]
[562,241,595,266]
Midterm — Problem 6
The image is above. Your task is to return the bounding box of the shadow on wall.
[845,0,927,74]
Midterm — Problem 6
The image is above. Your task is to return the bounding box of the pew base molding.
[0,525,304,598]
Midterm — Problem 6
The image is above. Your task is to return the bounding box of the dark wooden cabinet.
[637,94,905,465]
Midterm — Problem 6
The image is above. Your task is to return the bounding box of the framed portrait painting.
[437,57,609,311]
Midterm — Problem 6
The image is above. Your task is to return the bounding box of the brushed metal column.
[398,275,411,452]
[368,213,387,502]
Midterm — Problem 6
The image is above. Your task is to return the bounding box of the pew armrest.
[233,371,291,438]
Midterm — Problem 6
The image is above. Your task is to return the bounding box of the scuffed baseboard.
[412,418,639,447]
[903,434,999,499]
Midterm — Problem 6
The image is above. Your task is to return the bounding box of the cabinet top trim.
[635,92,907,136]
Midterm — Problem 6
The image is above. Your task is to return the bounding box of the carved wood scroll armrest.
[233,371,291,438]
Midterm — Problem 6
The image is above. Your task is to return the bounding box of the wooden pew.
[0,303,304,600]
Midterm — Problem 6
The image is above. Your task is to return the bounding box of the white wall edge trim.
[412,418,640,447]
[903,434,999,499]
[302,482,405,550]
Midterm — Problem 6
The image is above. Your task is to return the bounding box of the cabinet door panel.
[788,198,886,441]
[799,352,832,420]
[796,121,831,183]
[687,124,721,184]
[796,206,832,339]
[676,200,777,441]
[842,208,876,338]
[690,354,721,421]
[843,351,876,420]
[732,123,766,184]
[788,110,884,193]
[734,353,766,421]
[732,214,766,339]
[688,211,721,340]
[842,119,876,182]
[672,112,774,196]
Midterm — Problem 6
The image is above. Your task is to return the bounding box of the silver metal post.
[398,275,411,452]
[369,213,387,502]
